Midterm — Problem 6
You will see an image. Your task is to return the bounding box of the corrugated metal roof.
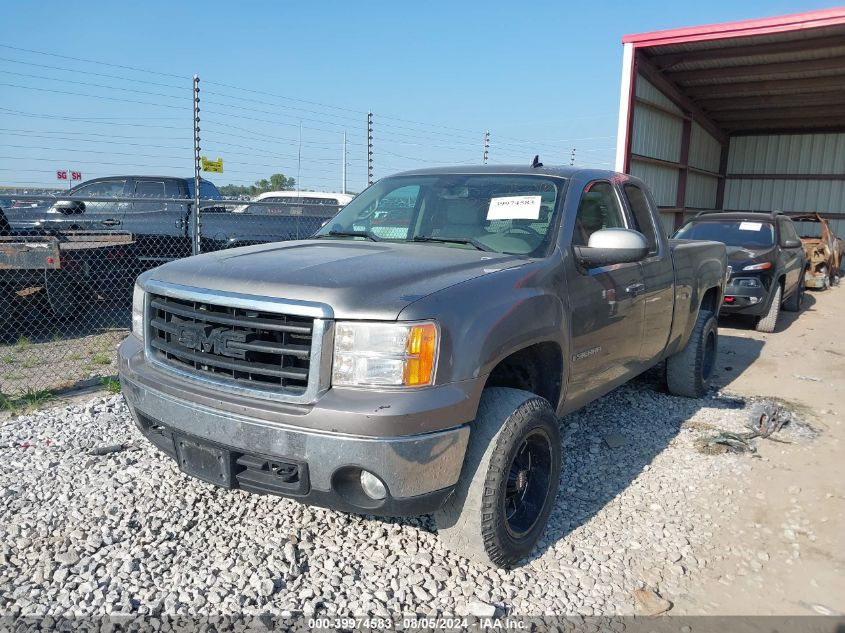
[624,8,845,46]
[637,23,845,55]
[627,14,845,134]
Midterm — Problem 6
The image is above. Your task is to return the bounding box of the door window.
[622,184,659,254]
[572,181,626,246]
[780,219,801,244]
[131,180,167,213]
[70,180,126,212]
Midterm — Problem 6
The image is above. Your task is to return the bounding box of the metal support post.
[367,112,374,186]
[192,75,202,256]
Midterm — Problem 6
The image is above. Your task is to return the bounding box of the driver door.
[565,180,646,402]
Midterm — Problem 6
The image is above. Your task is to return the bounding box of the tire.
[44,270,85,321]
[755,284,781,333]
[666,309,717,398]
[783,276,805,312]
[434,387,561,568]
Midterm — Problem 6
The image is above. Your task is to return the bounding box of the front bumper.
[720,277,769,316]
[119,335,476,516]
[804,270,829,289]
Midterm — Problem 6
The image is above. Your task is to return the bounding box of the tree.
[269,173,296,191]
[218,173,296,198]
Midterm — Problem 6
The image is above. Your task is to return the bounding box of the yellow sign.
[201,156,224,173]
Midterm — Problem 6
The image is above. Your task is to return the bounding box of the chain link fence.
[0,190,338,398]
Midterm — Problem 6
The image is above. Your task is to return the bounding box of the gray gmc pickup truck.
[119,165,727,568]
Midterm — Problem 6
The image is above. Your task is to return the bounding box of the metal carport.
[615,8,845,237]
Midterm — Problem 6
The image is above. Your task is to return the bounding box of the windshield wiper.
[315,230,380,242]
[409,235,494,252]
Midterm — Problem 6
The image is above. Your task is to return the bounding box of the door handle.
[101,219,122,227]
[626,283,646,296]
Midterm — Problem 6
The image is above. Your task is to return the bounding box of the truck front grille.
[148,293,313,393]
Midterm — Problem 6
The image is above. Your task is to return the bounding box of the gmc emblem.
[175,323,249,359]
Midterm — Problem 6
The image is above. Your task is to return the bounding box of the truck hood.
[143,239,530,319]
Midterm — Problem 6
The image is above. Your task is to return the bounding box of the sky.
[1,0,842,192]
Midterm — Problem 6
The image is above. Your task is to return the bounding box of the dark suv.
[674,211,806,333]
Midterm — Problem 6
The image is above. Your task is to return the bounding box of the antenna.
[531,155,543,168]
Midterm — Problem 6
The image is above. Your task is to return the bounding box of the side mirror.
[574,228,650,268]
[782,238,802,249]
[53,200,85,215]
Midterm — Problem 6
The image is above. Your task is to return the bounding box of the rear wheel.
[666,309,717,398]
[755,284,781,333]
[434,388,561,568]
[783,276,805,312]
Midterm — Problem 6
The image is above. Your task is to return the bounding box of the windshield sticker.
[487,195,542,220]
[739,221,763,231]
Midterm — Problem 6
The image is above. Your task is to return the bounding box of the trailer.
[615,8,845,252]
[0,228,136,323]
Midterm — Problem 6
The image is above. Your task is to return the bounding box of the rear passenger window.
[572,181,626,246]
[623,184,659,254]
[131,180,167,213]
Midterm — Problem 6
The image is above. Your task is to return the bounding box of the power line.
[0,57,185,90]
[0,70,184,100]
[0,106,184,124]
[0,82,184,110]
[0,128,188,144]
[0,44,186,79]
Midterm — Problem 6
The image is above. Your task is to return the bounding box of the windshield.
[675,220,775,249]
[313,174,565,256]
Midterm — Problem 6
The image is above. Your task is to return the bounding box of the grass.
[90,351,112,366]
[0,388,55,414]
[101,376,121,394]
[20,357,41,369]
[2,354,14,365]
[14,336,32,350]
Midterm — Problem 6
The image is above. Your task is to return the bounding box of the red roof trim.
[622,7,845,47]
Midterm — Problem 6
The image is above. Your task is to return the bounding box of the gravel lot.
[0,372,816,618]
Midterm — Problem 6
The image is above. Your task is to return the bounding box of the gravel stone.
[0,379,813,616]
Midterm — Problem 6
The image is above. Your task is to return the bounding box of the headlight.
[332,321,438,387]
[131,283,145,341]
[742,262,772,271]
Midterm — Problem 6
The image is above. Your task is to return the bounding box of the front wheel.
[755,284,782,333]
[434,388,561,568]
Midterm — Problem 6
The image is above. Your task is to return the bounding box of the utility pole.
[297,121,302,192]
[367,111,374,186]
[192,75,201,256]
[342,131,347,194]
[570,147,576,166]
[483,131,490,164]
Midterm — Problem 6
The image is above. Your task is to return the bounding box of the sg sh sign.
[56,170,82,182]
